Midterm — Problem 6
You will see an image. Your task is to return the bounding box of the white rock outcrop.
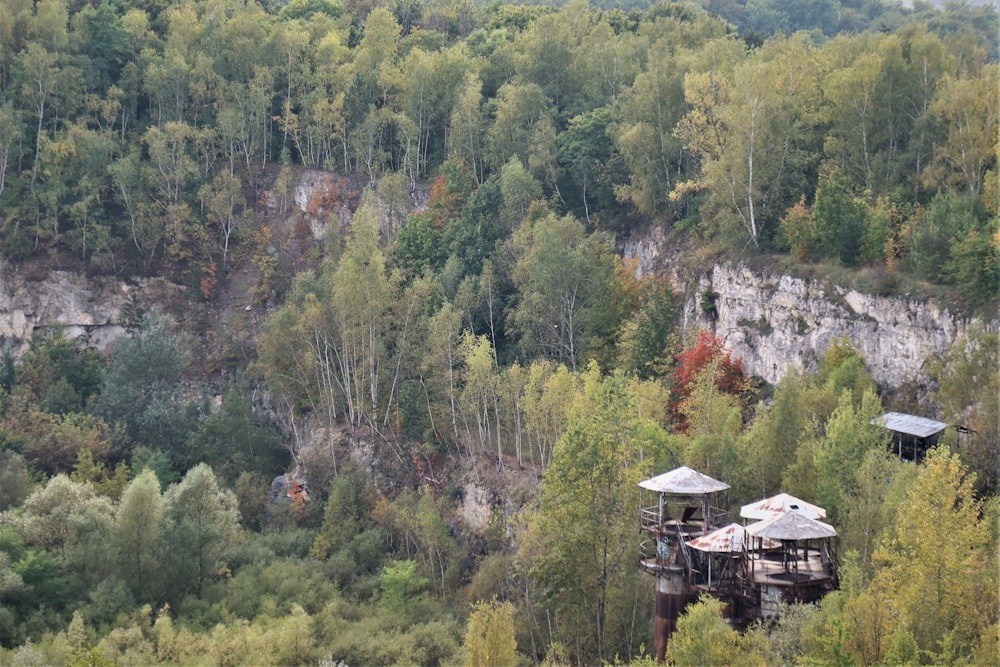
[0,261,178,354]
[680,262,982,389]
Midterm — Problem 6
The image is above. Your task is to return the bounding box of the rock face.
[0,261,179,355]
[679,262,983,389]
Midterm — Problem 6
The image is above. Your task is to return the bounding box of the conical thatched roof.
[740,493,827,521]
[745,511,838,541]
[638,466,730,494]
[686,523,779,553]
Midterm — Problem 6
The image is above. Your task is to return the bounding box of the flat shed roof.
[873,412,947,439]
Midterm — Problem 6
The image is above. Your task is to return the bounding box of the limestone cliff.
[0,261,181,354]
[680,263,979,390]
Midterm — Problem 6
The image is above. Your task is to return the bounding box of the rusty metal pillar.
[654,570,688,662]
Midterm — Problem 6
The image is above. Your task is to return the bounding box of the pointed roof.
[745,511,837,541]
[686,523,779,553]
[638,466,730,494]
[740,493,827,521]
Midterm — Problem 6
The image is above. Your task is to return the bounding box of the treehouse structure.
[873,411,948,462]
[639,471,839,661]
[744,510,839,616]
[638,466,731,662]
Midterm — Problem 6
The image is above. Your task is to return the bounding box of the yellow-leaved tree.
[871,447,998,661]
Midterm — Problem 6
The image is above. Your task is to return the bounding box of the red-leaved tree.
[671,330,749,431]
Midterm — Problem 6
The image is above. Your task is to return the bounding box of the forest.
[0,0,997,665]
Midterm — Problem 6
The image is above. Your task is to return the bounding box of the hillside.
[0,1,997,665]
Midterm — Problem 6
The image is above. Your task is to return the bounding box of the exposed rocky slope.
[684,263,968,389]
[623,228,988,391]
[0,170,985,400]
[0,261,183,354]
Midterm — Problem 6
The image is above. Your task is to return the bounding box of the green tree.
[677,363,743,482]
[674,35,818,249]
[616,276,680,380]
[185,383,286,486]
[328,194,403,431]
[310,467,377,560]
[499,157,541,229]
[447,72,486,184]
[0,450,30,512]
[141,121,203,264]
[15,409,112,477]
[485,82,550,173]
[162,463,240,599]
[273,604,317,666]
[459,332,505,465]
[114,468,163,602]
[666,596,771,666]
[95,314,199,466]
[736,370,811,500]
[929,323,1000,495]
[811,168,869,266]
[18,475,114,583]
[922,65,999,196]
[812,388,887,524]
[525,367,667,663]
[8,327,99,409]
[379,559,429,621]
[557,106,619,224]
[509,211,616,371]
[612,35,691,217]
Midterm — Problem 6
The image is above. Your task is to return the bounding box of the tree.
[114,468,164,602]
[400,45,471,180]
[812,388,886,524]
[525,367,668,663]
[666,596,771,666]
[485,82,550,173]
[198,171,243,269]
[95,314,199,466]
[15,409,112,477]
[674,35,820,249]
[616,277,679,380]
[0,450,30,512]
[0,102,21,206]
[509,211,616,371]
[10,326,101,413]
[327,194,402,431]
[612,37,690,217]
[499,158,541,228]
[18,475,114,579]
[379,559,429,621]
[185,383,286,487]
[922,65,998,196]
[672,331,748,418]
[736,370,811,500]
[310,467,377,560]
[872,448,998,660]
[141,121,203,264]
[745,0,839,36]
[677,364,743,482]
[447,72,485,184]
[557,106,620,224]
[162,464,240,598]
[811,168,869,266]
[929,323,1000,495]
[840,448,910,571]
[459,332,504,466]
[463,599,517,667]
[521,359,576,471]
